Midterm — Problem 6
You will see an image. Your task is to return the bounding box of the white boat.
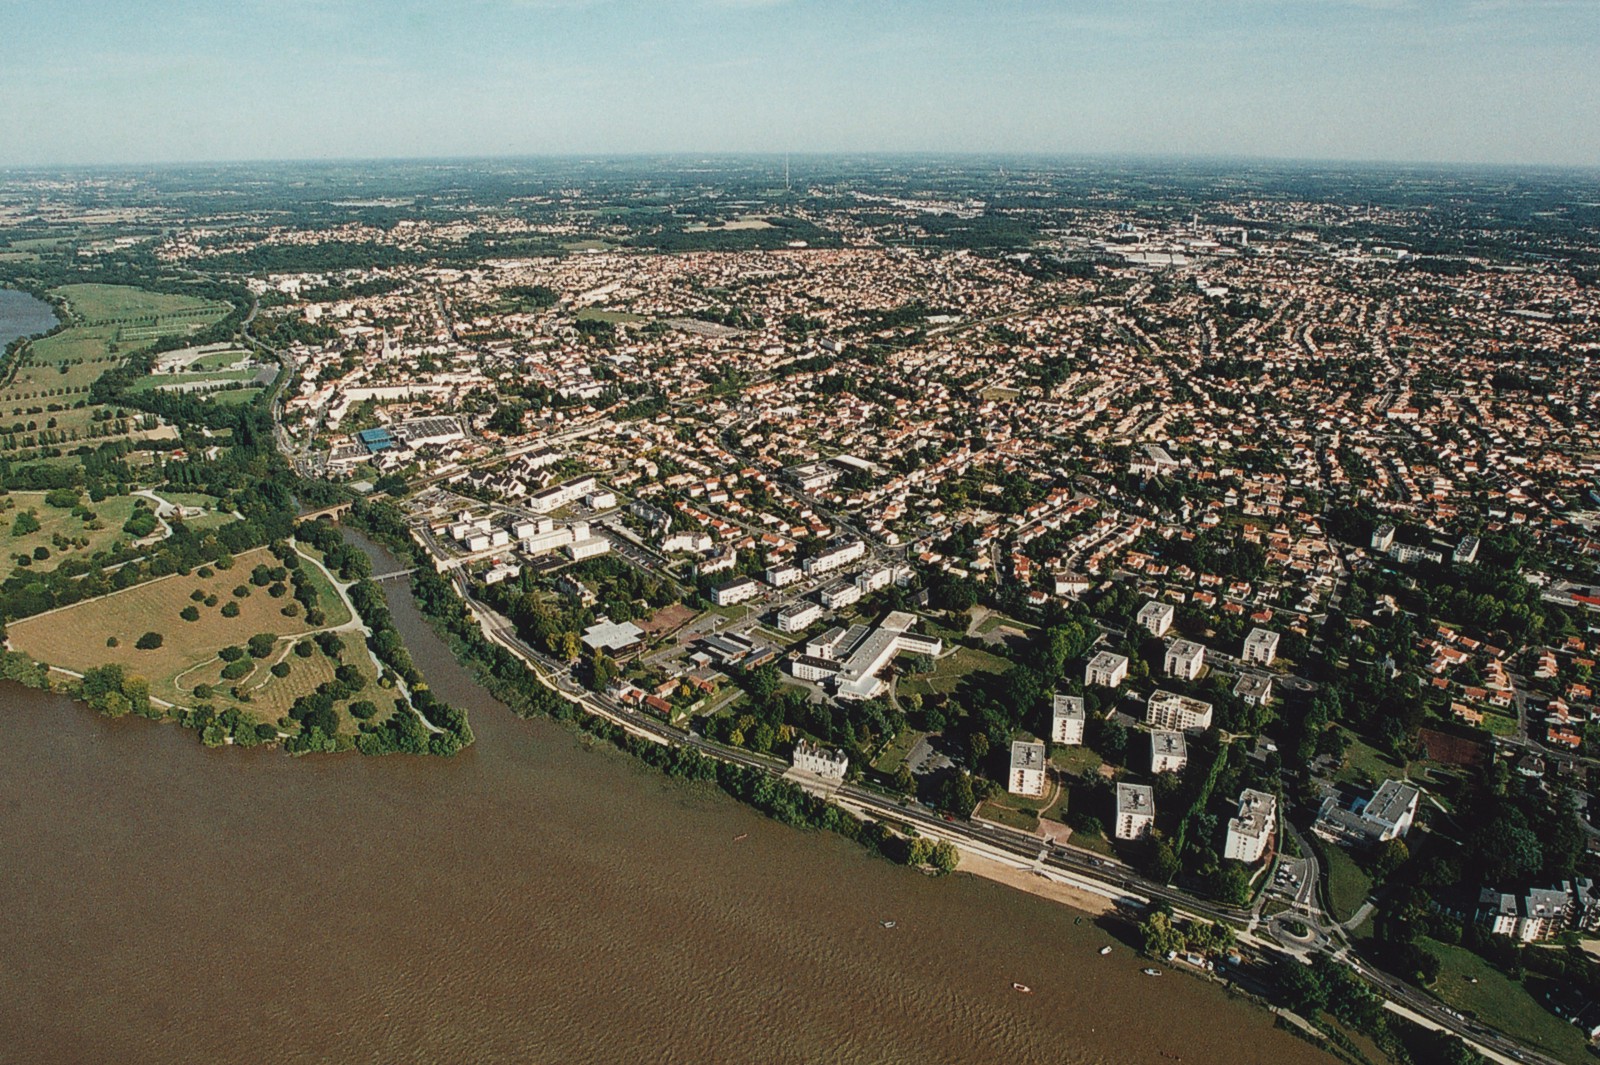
[1099,946,1113,955]
[1142,967,1162,977]
[1012,982,1033,994]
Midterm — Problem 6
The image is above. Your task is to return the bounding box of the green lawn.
[1315,838,1373,922]
[872,729,925,775]
[1419,936,1592,1061]
[1050,744,1104,779]
[1335,735,1408,786]
[206,387,265,406]
[900,645,1012,698]
[54,283,230,325]
[976,797,1042,832]
[1479,713,1519,736]
[128,369,259,393]
[576,308,646,324]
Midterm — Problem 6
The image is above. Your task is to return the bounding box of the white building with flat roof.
[1009,740,1047,797]
[824,613,943,701]
[1147,689,1214,732]
[1150,729,1187,774]
[766,563,802,588]
[1243,627,1279,667]
[1165,639,1206,681]
[1051,694,1086,746]
[1116,783,1155,840]
[776,601,822,633]
[1086,651,1129,689]
[711,577,762,607]
[1138,600,1175,638]
[802,538,865,576]
[1225,789,1278,863]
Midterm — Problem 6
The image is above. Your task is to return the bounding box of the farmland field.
[0,283,234,462]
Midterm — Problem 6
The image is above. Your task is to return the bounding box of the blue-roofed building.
[357,428,394,453]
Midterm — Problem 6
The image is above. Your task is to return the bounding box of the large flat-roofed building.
[1147,689,1214,732]
[1314,779,1421,846]
[805,625,852,660]
[1150,729,1187,774]
[1165,639,1206,681]
[1371,524,1396,551]
[833,613,941,701]
[711,577,762,607]
[1115,783,1155,840]
[1008,740,1048,797]
[1051,694,1086,746]
[1085,650,1129,689]
[581,619,645,656]
[1224,789,1278,863]
[1138,600,1175,638]
[566,536,610,561]
[1242,627,1279,667]
[527,476,599,514]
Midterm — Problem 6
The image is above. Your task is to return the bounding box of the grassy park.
[898,645,1010,698]
[0,490,142,576]
[7,546,373,730]
[1418,936,1592,1061]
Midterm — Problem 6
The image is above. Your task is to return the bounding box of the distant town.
[2,157,1598,1064]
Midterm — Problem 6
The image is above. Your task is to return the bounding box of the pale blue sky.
[2,0,1597,167]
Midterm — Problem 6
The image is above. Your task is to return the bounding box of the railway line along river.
[0,533,1331,1065]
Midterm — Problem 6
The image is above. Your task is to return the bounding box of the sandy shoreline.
[957,851,1119,917]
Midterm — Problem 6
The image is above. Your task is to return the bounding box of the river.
[0,288,59,349]
[0,533,1330,1065]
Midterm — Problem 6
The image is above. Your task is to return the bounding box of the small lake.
[0,287,59,348]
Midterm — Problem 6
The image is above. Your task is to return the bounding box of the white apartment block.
[802,538,866,576]
[1008,740,1047,798]
[1050,694,1085,746]
[819,581,862,610]
[527,476,598,514]
[711,577,762,607]
[566,536,610,561]
[1085,651,1129,689]
[1147,689,1214,732]
[1150,729,1187,774]
[1224,789,1277,863]
[1138,600,1175,638]
[1242,627,1279,667]
[776,601,822,633]
[765,564,802,588]
[1115,783,1155,840]
[1165,639,1206,681]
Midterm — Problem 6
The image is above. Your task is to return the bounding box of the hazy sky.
[2,0,1597,168]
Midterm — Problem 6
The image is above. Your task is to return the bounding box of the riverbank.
[956,852,1118,917]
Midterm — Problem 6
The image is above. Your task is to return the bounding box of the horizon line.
[4,149,1600,178]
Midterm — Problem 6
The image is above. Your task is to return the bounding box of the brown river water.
[0,536,1330,1065]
